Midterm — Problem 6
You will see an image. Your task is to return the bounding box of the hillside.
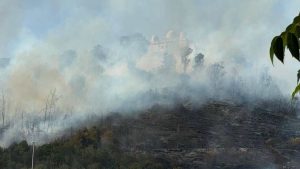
[1,99,300,169]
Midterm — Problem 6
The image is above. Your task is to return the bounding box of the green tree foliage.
[270,13,300,98]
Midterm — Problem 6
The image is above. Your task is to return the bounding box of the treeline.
[0,125,171,169]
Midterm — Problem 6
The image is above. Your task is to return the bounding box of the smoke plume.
[0,0,299,147]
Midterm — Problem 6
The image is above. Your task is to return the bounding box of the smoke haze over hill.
[0,0,300,147]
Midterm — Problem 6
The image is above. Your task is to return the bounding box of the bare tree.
[181,47,193,73]
[1,91,5,127]
[31,141,35,169]
[43,95,49,127]
[22,111,24,130]
[42,89,60,132]
[208,62,226,90]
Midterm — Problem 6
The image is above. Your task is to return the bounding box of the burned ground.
[1,99,300,169]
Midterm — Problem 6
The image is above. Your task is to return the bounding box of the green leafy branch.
[270,13,300,98]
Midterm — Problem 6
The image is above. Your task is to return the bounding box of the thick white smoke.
[0,0,299,146]
[0,30,281,147]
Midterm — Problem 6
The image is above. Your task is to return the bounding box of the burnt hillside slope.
[1,99,300,169]
[109,100,300,169]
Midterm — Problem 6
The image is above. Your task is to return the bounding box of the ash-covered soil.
[98,99,300,169]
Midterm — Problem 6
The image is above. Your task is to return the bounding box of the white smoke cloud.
[0,0,299,146]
